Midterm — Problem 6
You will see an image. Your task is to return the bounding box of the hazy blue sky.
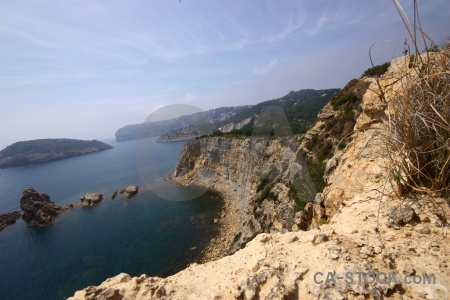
[1,0,449,149]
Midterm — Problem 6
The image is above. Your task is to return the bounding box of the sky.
[0,0,449,149]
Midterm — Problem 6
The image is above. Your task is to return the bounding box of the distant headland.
[0,138,113,169]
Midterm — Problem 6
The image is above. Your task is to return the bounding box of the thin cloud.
[183,92,197,103]
[265,18,304,43]
[253,59,278,75]
[305,14,331,36]
[0,25,59,49]
[82,46,149,65]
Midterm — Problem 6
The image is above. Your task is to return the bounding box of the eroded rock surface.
[172,136,314,255]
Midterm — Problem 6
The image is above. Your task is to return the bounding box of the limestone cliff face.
[172,136,315,253]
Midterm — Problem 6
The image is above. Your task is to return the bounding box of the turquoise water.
[0,137,222,300]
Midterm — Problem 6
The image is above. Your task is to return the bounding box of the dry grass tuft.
[381,1,450,199]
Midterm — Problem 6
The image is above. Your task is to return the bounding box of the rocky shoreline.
[198,189,242,263]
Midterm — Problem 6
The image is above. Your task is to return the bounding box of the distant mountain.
[216,88,340,134]
[0,139,113,169]
[115,106,249,142]
[115,88,340,142]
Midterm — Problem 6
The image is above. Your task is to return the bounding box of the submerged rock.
[111,191,118,200]
[20,187,70,226]
[80,193,104,207]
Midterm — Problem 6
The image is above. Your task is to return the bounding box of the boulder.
[124,185,138,198]
[20,187,67,226]
[111,191,118,200]
[317,104,335,120]
[80,193,104,207]
[292,202,315,231]
[387,205,419,228]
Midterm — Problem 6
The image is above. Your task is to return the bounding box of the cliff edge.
[69,53,449,299]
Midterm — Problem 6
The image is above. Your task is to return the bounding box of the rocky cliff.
[172,136,318,256]
[70,53,450,299]
[0,139,112,168]
[156,126,202,143]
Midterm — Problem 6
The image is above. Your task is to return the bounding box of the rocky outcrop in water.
[80,193,103,207]
[115,185,139,199]
[124,185,138,198]
[20,187,72,226]
[0,211,22,231]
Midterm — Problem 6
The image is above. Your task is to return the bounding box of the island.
[0,138,113,168]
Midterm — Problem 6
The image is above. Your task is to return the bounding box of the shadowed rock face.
[20,187,71,226]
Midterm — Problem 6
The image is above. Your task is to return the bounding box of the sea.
[0,137,222,300]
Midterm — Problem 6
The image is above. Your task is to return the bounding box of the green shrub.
[212,130,223,136]
[233,232,242,242]
[243,127,253,136]
[240,232,259,249]
[255,184,273,208]
[288,182,310,213]
[332,93,358,111]
[362,62,391,77]
[338,142,347,150]
[306,160,327,192]
[256,178,269,192]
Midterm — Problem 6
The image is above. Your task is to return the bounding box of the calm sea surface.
[0,137,222,300]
